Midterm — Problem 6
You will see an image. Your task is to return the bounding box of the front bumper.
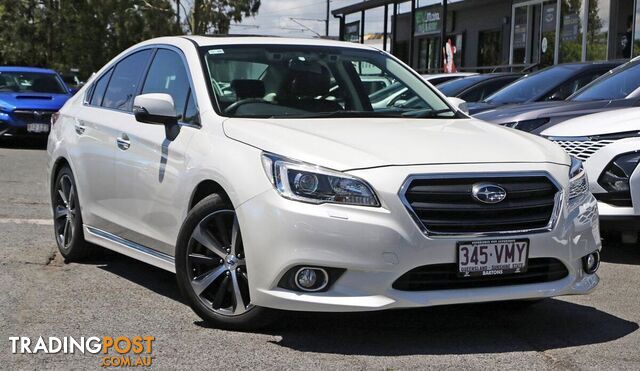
[237,162,601,312]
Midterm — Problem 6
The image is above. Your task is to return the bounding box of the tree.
[0,0,261,77]
[188,0,260,35]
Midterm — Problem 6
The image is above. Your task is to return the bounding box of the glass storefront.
[513,0,640,65]
[586,0,610,60]
[334,0,640,73]
[511,1,558,67]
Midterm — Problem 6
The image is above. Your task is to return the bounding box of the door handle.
[116,133,130,151]
[74,120,86,135]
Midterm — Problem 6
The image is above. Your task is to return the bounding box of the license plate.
[457,239,529,277]
[27,123,49,133]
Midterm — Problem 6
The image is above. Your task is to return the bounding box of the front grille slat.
[402,175,560,235]
[393,258,569,291]
[552,139,616,161]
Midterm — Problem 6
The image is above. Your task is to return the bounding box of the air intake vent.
[392,258,569,291]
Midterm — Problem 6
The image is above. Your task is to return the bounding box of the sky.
[227,0,444,38]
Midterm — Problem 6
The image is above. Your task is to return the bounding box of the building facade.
[332,0,640,73]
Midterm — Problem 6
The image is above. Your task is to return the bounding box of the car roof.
[183,36,378,51]
[0,66,58,74]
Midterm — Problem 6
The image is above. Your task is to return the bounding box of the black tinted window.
[571,62,640,101]
[103,49,152,111]
[89,69,113,106]
[141,49,191,119]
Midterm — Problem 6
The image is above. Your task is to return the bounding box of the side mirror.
[133,93,180,140]
[447,97,469,114]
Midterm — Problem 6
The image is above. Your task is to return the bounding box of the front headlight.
[261,153,380,207]
[569,157,589,200]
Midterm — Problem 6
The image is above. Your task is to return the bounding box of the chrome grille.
[400,174,561,236]
[552,139,616,161]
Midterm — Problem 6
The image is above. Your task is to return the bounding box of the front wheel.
[175,194,276,330]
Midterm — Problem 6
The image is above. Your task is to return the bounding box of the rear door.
[68,69,120,230]
[79,49,155,235]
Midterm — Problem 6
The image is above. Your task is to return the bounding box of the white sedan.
[543,107,640,244]
[48,36,600,330]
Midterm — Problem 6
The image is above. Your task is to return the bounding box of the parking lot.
[0,139,639,369]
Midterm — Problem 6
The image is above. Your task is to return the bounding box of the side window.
[102,49,153,111]
[141,49,191,119]
[89,69,113,106]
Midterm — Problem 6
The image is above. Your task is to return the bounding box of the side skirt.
[84,225,176,273]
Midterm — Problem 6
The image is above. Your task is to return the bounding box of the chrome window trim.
[398,171,564,239]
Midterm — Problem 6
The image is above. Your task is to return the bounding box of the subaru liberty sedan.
[48,37,601,330]
[0,67,72,137]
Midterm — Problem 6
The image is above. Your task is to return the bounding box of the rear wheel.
[175,194,276,330]
[52,166,98,261]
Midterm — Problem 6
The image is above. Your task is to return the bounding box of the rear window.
[0,71,67,94]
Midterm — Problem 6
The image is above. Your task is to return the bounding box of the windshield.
[437,75,490,96]
[202,45,455,119]
[570,62,640,101]
[0,71,67,94]
[483,66,575,104]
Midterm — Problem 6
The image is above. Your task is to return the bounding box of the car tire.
[175,194,277,330]
[51,165,99,261]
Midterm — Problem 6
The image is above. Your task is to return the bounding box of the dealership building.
[332,0,639,73]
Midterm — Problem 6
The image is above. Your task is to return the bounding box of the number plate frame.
[456,239,530,278]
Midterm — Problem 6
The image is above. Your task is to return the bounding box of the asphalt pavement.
[0,138,639,370]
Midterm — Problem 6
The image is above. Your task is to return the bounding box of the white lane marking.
[0,218,53,226]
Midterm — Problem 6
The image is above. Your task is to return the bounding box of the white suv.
[543,107,640,244]
[48,37,601,330]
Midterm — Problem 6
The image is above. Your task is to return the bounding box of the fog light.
[582,251,600,274]
[294,267,328,292]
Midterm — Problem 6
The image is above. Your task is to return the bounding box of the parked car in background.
[421,72,477,85]
[48,36,601,330]
[467,61,622,115]
[542,108,640,244]
[473,58,640,133]
[0,67,72,137]
[436,73,522,103]
[371,73,477,109]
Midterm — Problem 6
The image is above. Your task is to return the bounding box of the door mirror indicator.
[133,93,180,141]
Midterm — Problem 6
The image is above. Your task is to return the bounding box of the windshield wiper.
[403,108,456,118]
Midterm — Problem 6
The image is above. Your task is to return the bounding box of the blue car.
[0,66,72,137]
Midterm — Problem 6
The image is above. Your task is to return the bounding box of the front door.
[112,48,198,255]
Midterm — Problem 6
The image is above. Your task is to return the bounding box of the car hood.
[473,100,613,124]
[0,92,70,111]
[542,107,640,137]
[223,117,568,171]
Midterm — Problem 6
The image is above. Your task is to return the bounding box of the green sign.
[415,9,441,35]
